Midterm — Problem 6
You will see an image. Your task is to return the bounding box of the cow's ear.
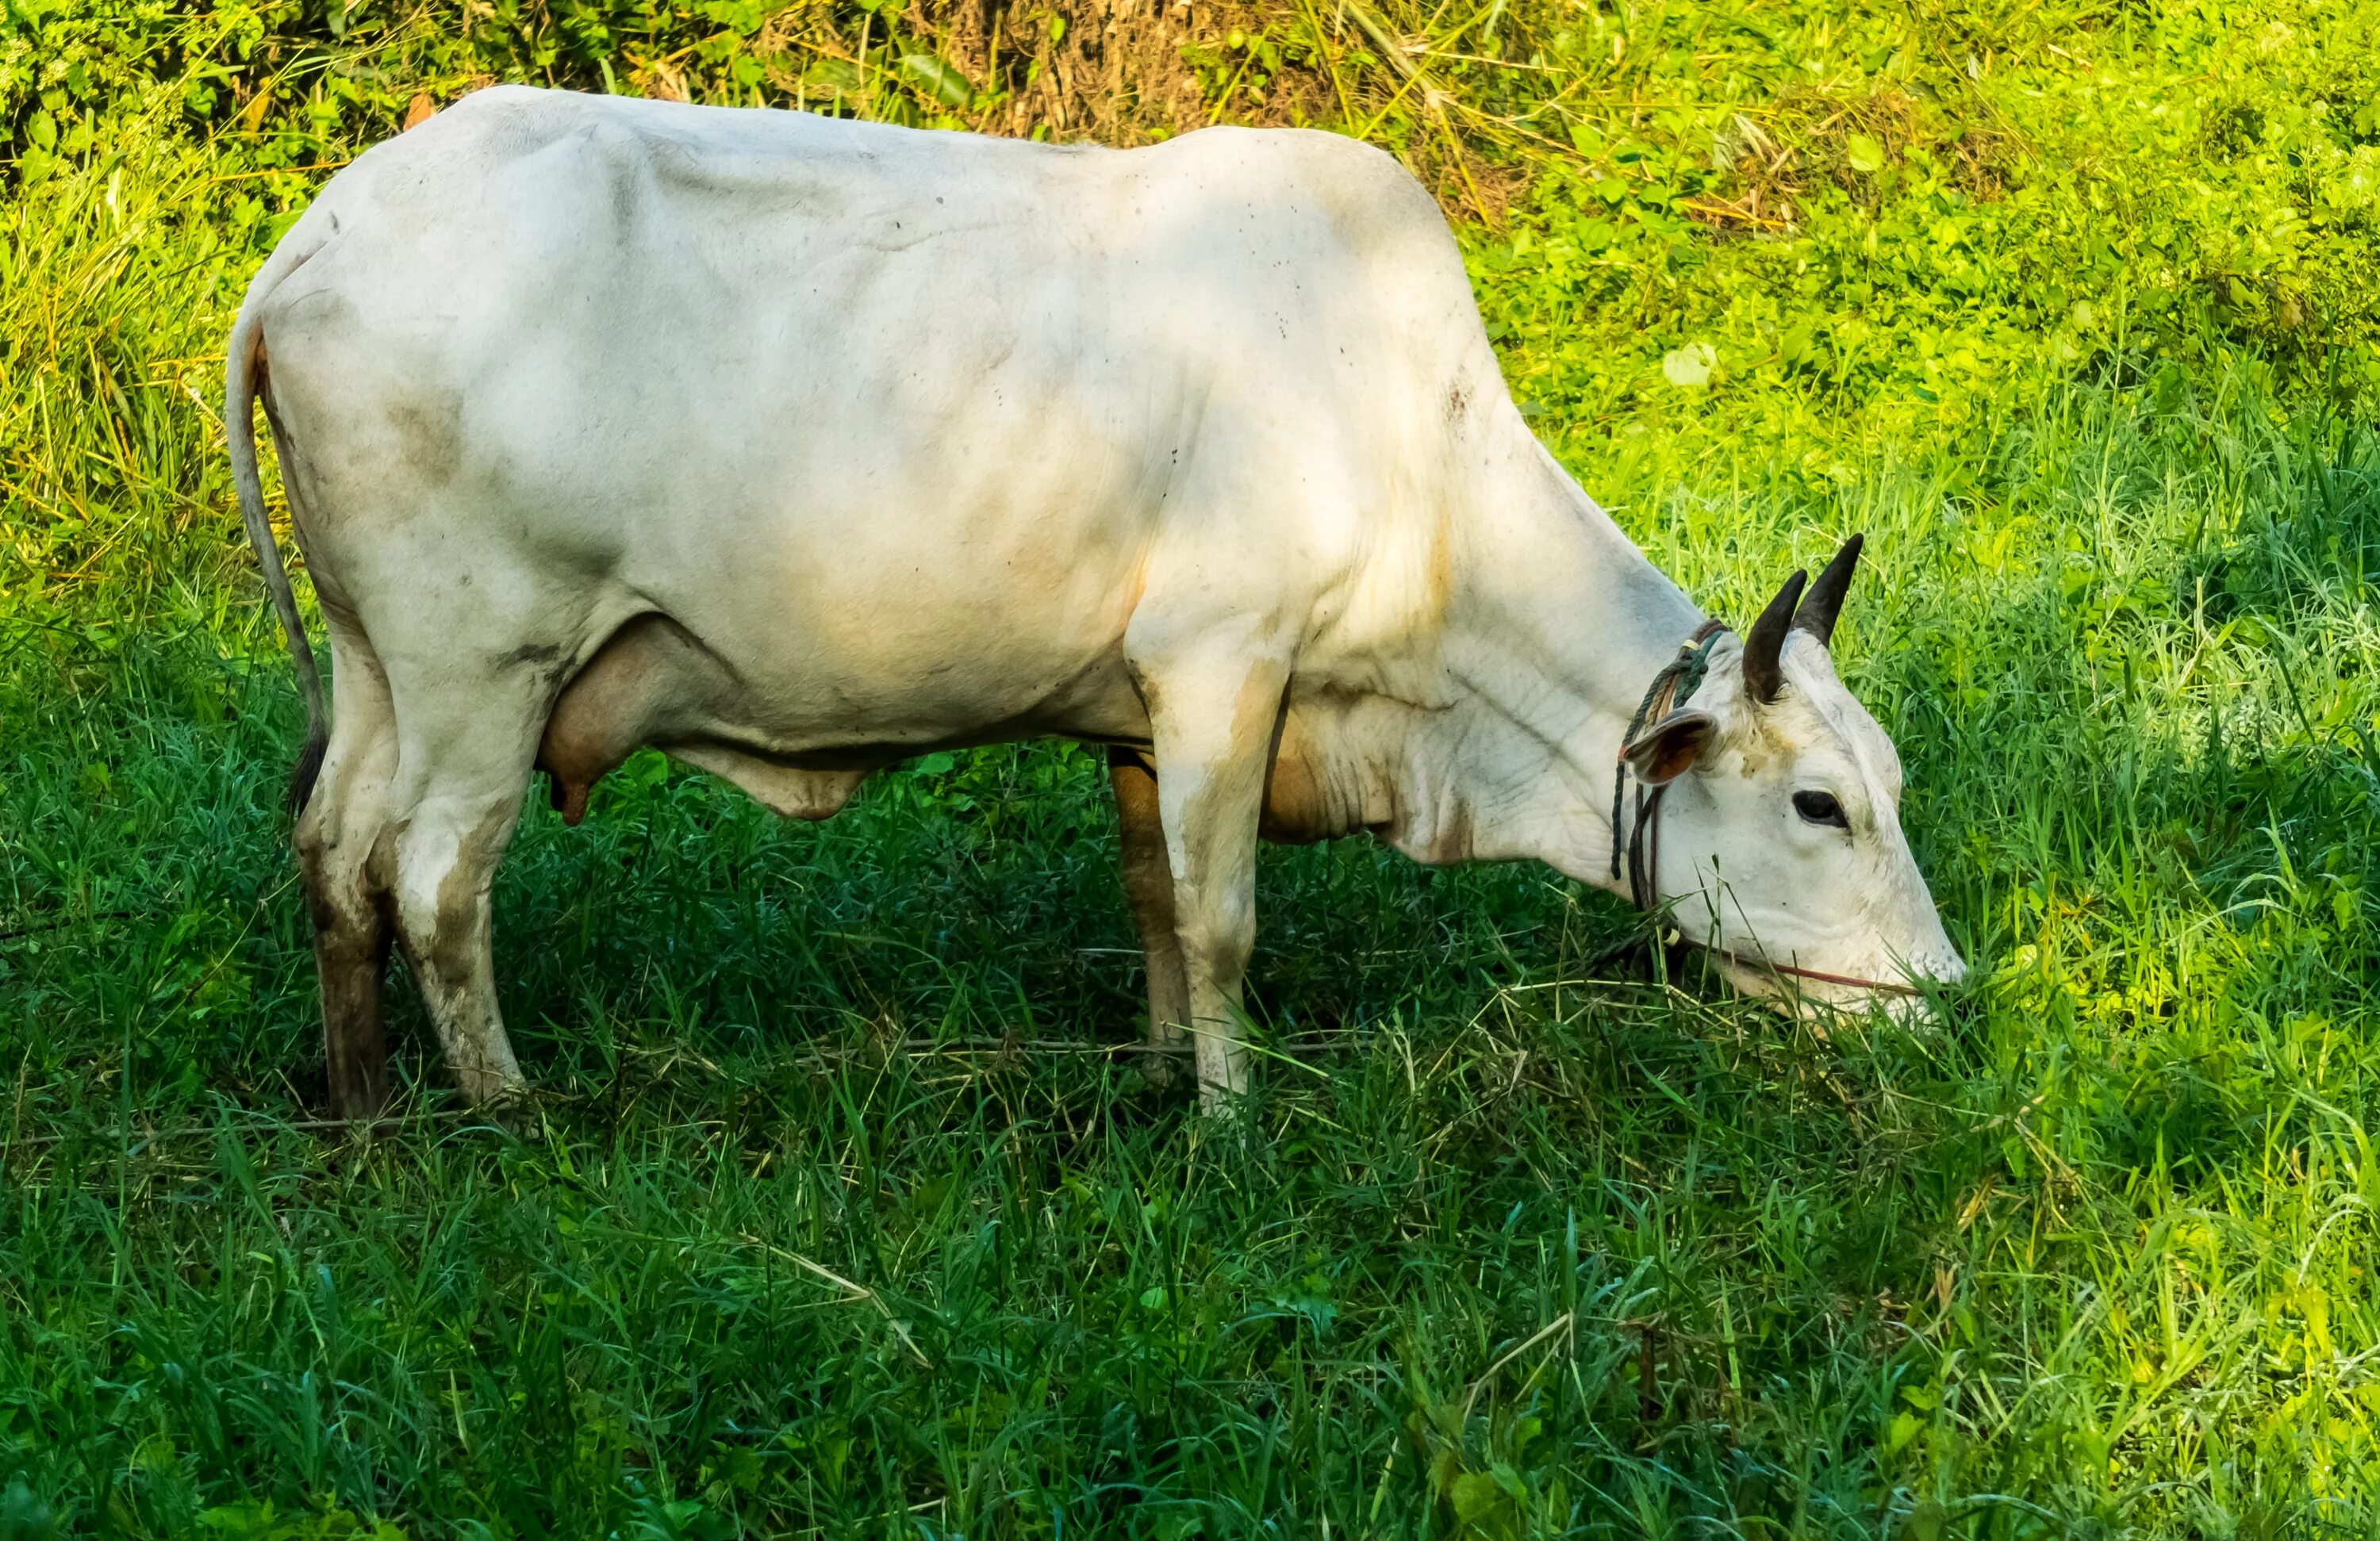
[1623,709,1717,786]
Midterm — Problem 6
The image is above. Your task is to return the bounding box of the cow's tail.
[226,231,332,815]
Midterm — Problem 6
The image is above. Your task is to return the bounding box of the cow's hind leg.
[382,663,551,1106]
[1109,748,1191,1088]
[295,611,399,1120]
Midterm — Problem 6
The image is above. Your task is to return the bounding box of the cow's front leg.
[1130,637,1292,1112]
[1108,748,1191,1087]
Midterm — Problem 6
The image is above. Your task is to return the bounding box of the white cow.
[228,86,1964,1117]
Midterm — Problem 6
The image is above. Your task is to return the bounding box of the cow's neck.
[1390,427,1711,885]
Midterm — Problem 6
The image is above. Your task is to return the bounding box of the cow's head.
[1618,536,1965,1010]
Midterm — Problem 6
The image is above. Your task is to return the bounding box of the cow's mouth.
[1698,944,1946,1018]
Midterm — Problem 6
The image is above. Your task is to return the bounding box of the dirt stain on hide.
[388,389,465,487]
[1733,712,1795,780]
[501,641,569,670]
[420,801,512,992]
[1421,798,1473,864]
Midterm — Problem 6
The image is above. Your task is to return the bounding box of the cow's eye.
[1793,790,1849,830]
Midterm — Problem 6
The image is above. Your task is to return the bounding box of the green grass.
[5,0,2380,1534]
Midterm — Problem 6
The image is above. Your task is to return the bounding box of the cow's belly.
[530,542,1157,807]
[534,609,1152,823]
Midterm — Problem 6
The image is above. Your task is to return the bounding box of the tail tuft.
[288,730,328,816]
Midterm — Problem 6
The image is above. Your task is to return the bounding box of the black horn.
[1743,568,1807,704]
[1792,532,1864,649]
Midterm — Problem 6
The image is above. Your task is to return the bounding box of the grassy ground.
[5,0,2380,1535]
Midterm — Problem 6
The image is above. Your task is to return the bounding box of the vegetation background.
[3,0,2378,1532]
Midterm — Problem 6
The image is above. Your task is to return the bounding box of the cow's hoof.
[455,1073,534,1129]
[1137,1029,1200,1094]
[1194,1080,1252,1121]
